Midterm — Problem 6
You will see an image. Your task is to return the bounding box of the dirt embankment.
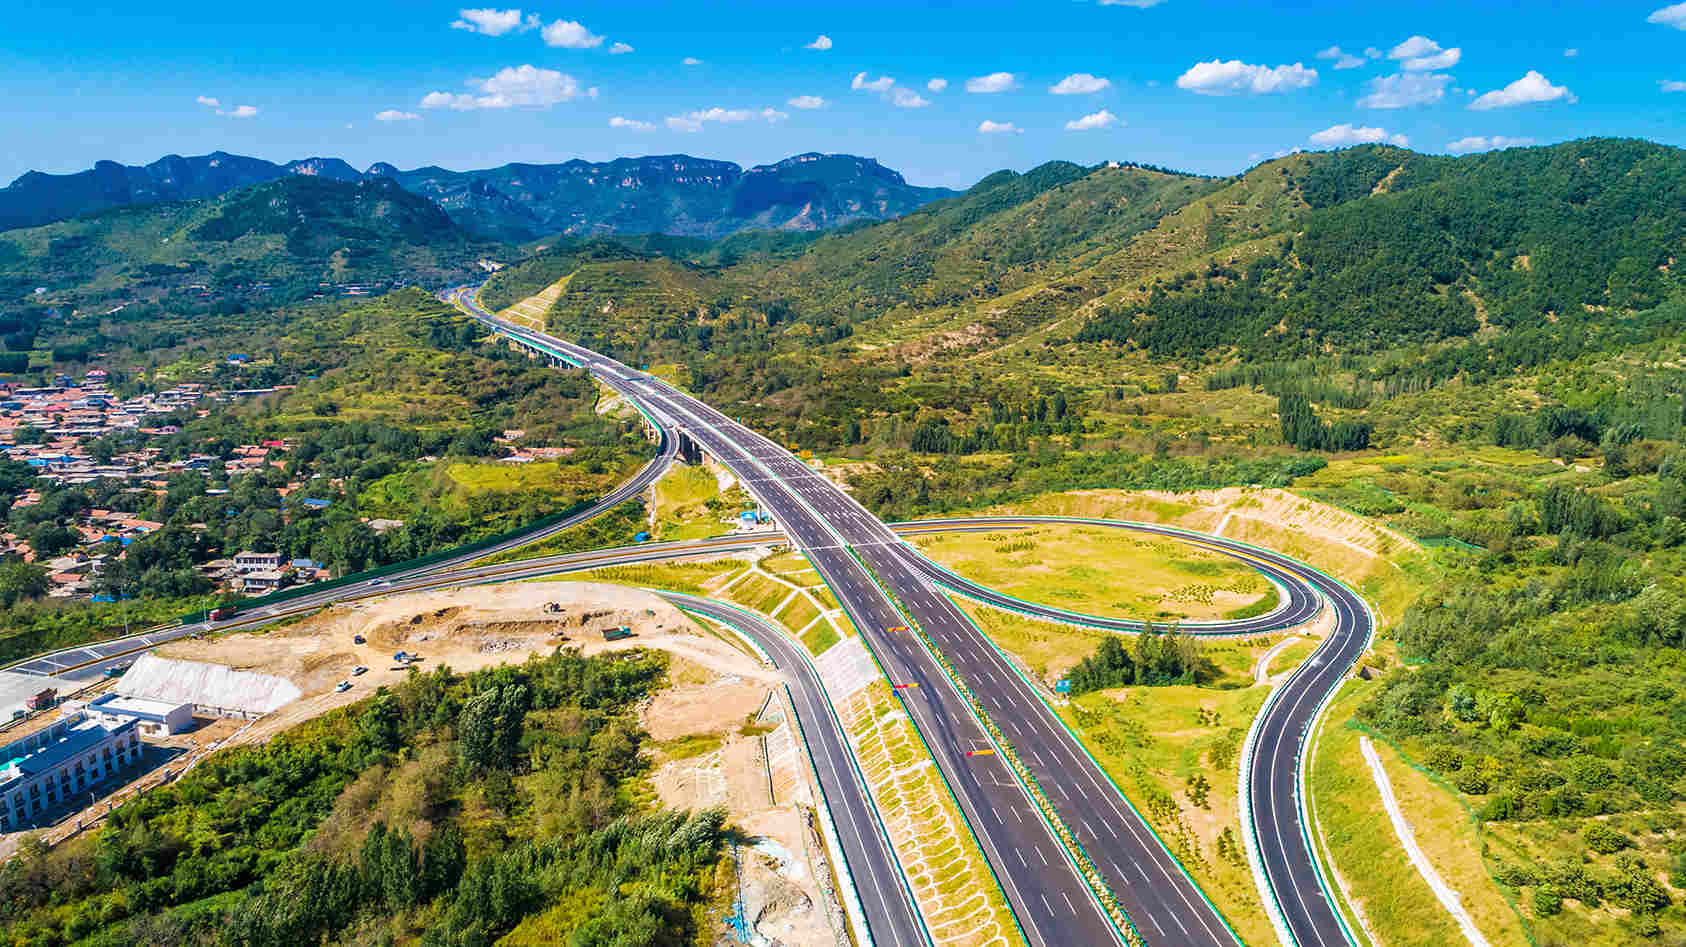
[152,581,842,945]
[155,581,764,747]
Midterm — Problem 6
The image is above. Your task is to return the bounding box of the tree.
[458,684,528,771]
[0,560,48,606]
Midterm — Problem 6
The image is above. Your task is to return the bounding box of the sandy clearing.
[154,581,775,749]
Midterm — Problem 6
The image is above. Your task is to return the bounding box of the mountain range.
[0,151,958,240]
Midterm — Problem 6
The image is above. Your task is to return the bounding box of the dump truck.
[601,626,633,642]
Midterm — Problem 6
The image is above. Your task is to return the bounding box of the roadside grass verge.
[841,681,1019,947]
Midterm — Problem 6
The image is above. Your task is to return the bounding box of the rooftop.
[0,716,133,789]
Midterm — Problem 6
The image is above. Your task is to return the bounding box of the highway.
[447,285,1241,946]
[8,279,1370,946]
[9,501,1367,945]
[657,592,929,946]
[448,283,1369,947]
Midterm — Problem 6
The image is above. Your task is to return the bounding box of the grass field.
[1059,679,1273,944]
[841,681,1019,947]
[914,524,1273,623]
[649,464,738,541]
[566,560,741,597]
[1308,680,1530,946]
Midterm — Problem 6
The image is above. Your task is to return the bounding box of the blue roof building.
[1,713,142,831]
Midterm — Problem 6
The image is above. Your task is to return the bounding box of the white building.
[79,693,194,736]
[0,714,141,832]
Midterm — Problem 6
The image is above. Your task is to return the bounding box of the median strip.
[895,611,1146,947]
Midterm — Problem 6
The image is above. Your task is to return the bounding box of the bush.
[1584,822,1632,855]
[1532,884,1563,917]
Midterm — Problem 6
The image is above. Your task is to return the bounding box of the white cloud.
[1648,3,1686,28]
[978,120,1022,133]
[1564,48,1579,57]
[1469,70,1576,109]
[1358,71,1453,108]
[1446,135,1537,153]
[609,41,634,55]
[1404,48,1460,71]
[1176,60,1317,95]
[1664,80,1686,92]
[609,116,655,130]
[375,109,420,122]
[664,107,788,132]
[927,78,948,92]
[195,95,221,108]
[1064,109,1119,131]
[1098,0,1164,6]
[1386,36,1461,71]
[421,65,592,110]
[1309,123,1408,147]
[787,95,826,109]
[450,8,536,36]
[540,19,603,48]
[1315,45,1366,70]
[851,72,894,92]
[853,72,929,107]
[805,34,833,50]
[682,57,702,66]
[1388,36,1439,59]
[1050,72,1111,94]
[219,105,258,118]
[890,87,930,108]
[1364,46,1383,59]
[966,72,1018,93]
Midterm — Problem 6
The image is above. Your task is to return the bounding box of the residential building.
[0,713,141,831]
[233,551,283,572]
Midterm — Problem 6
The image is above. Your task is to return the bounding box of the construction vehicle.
[601,626,633,642]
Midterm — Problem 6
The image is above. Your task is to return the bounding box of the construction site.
[0,578,846,945]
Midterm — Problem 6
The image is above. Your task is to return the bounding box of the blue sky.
[6,1,1686,188]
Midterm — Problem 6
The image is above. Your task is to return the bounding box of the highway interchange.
[5,285,1372,947]
[443,285,1372,947]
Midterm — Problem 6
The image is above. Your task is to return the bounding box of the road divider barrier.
[896,612,1145,947]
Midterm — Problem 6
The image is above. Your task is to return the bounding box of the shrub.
[1584,821,1632,855]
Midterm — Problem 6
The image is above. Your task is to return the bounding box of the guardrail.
[666,596,929,947]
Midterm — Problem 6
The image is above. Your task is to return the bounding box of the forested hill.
[0,176,495,299]
[1081,137,1686,360]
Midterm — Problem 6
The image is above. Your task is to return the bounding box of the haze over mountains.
[0,151,958,241]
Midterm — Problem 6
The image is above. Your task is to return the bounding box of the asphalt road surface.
[449,286,1238,947]
[658,592,929,947]
[10,279,1370,947]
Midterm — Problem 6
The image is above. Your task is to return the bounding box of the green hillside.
[0,175,496,301]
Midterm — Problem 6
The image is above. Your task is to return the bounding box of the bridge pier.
[676,432,704,465]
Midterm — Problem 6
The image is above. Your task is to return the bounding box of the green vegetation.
[0,176,492,304]
[1065,627,1208,694]
[0,648,732,946]
[913,524,1272,621]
